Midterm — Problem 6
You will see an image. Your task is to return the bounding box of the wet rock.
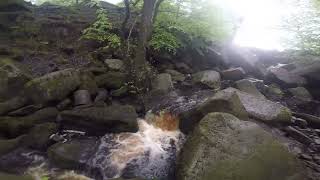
[60,105,138,134]
[293,112,320,128]
[179,89,248,133]
[221,67,246,81]
[192,70,221,89]
[152,73,174,94]
[0,172,33,180]
[235,79,265,98]
[0,96,27,116]
[0,107,58,137]
[104,59,124,71]
[292,117,308,128]
[74,90,92,106]
[95,72,126,90]
[177,112,306,180]
[94,89,109,103]
[0,58,32,101]
[266,67,307,88]
[24,68,81,104]
[165,69,186,82]
[0,135,26,157]
[79,71,99,95]
[285,126,313,145]
[48,138,98,169]
[24,123,58,150]
[288,87,313,102]
[57,98,72,111]
[8,104,43,116]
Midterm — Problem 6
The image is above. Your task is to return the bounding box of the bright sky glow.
[219,0,292,50]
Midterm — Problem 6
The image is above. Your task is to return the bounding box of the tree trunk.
[131,0,157,91]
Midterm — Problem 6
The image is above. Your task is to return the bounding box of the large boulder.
[179,89,248,133]
[0,58,32,101]
[48,138,98,169]
[0,135,25,157]
[165,69,185,82]
[151,73,174,93]
[0,107,58,137]
[24,68,81,104]
[291,59,320,82]
[224,88,292,124]
[95,72,127,90]
[235,79,265,98]
[221,67,246,81]
[24,122,58,150]
[60,105,138,134]
[288,87,313,102]
[177,112,306,180]
[266,67,307,88]
[0,96,27,115]
[192,70,221,89]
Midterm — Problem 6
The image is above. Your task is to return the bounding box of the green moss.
[0,172,33,180]
[203,141,304,180]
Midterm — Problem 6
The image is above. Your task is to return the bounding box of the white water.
[88,112,185,179]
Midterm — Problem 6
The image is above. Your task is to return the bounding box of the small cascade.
[88,111,185,180]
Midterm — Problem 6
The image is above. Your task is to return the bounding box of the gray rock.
[79,71,99,95]
[0,107,59,137]
[24,122,58,150]
[95,72,126,90]
[60,105,138,134]
[179,88,248,133]
[223,88,292,124]
[24,68,81,104]
[74,90,92,106]
[288,87,313,102]
[0,135,26,157]
[192,70,221,89]
[221,67,246,81]
[292,117,308,128]
[177,112,306,180]
[104,59,124,71]
[0,96,28,116]
[94,89,109,103]
[293,112,320,128]
[56,98,72,111]
[110,86,128,97]
[235,79,265,98]
[266,67,307,88]
[175,62,193,74]
[292,60,320,82]
[152,73,174,93]
[48,138,98,169]
[0,58,32,101]
[165,69,185,82]
[8,104,43,116]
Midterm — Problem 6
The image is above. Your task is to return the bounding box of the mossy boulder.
[79,71,99,95]
[25,122,58,150]
[235,79,265,98]
[177,112,306,180]
[0,96,27,115]
[0,135,26,157]
[151,73,174,94]
[24,68,81,104]
[0,107,58,137]
[179,89,248,133]
[0,58,32,101]
[288,87,313,102]
[192,70,221,89]
[60,105,138,135]
[0,172,33,180]
[48,138,98,169]
[95,72,127,90]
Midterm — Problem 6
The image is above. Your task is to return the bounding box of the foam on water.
[89,112,185,179]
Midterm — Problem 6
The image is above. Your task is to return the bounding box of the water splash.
[88,111,185,180]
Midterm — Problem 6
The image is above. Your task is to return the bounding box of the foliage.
[150,0,235,55]
[282,0,320,55]
[81,8,121,49]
